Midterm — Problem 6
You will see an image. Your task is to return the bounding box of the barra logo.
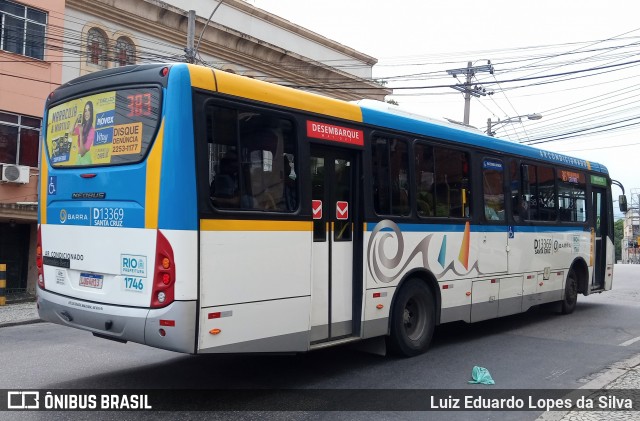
[7,391,39,409]
[59,209,89,224]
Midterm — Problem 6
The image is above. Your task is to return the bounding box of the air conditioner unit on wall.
[0,164,30,184]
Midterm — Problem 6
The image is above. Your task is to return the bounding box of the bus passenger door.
[310,146,358,343]
[592,187,608,290]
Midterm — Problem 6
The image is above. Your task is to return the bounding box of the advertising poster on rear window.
[47,89,157,167]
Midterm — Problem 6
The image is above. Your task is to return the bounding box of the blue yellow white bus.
[37,63,623,356]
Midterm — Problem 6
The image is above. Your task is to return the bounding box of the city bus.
[37,63,624,357]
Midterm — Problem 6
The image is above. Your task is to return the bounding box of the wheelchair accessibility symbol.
[48,176,57,195]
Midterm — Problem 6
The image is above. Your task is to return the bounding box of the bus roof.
[354,99,608,175]
[50,63,608,175]
[193,64,607,175]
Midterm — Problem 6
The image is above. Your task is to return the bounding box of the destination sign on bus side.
[306,121,364,146]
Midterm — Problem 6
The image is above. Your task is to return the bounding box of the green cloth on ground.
[468,366,495,385]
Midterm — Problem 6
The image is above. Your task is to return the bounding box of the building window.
[0,111,40,167]
[0,0,47,60]
[115,37,135,66]
[86,27,107,67]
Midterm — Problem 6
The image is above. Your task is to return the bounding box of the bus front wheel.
[560,270,578,314]
[386,279,435,357]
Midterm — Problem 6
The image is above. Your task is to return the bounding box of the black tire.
[386,279,435,357]
[561,270,578,314]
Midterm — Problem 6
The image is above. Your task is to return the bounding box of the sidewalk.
[0,299,41,328]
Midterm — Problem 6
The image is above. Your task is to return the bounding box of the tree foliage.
[615,219,624,262]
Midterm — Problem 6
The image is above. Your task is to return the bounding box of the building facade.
[0,0,64,296]
[0,0,389,296]
[62,0,388,100]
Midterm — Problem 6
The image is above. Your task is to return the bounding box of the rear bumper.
[37,287,196,353]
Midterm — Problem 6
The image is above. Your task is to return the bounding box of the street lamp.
[486,113,542,137]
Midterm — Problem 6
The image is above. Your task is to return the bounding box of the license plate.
[79,273,103,289]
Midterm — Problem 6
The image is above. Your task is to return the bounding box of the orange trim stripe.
[145,120,164,229]
[200,219,312,232]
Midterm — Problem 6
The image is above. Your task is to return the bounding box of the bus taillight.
[36,227,44,289]
[151,230,175,308]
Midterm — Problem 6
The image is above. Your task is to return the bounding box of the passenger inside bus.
[210,155,240,207]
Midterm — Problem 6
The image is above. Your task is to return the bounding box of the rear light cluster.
[36,226,45,289]
[151,230,175,308]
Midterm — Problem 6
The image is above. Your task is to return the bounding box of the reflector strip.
[159,320,175,327]
[208,311,232,319]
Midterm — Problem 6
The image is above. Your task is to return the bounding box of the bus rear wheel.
[386,279,435,357]
[560,270,578,314]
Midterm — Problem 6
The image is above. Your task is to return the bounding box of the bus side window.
[415,143,435,217]
[536,165,557,221]
[208,106,241,209]
[519,163,557,221]
[521,164,533,220]
[433,146,471,218]
[557,170,586,222]
[482,159,505,222]
[208,107,298,213]
[510,161,522,222]
[372,135,410,216]
[239,114,296,212]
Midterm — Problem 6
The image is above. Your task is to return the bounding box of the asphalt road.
[2,264,640,420]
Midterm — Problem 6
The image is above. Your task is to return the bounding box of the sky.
[248,0,640,218]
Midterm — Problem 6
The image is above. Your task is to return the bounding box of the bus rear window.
[46,88,160,167]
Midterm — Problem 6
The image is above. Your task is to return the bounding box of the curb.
[5,298,37,305]
[0,318,43,329]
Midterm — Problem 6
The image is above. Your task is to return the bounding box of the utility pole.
[447,61,494,125]
[463,61,473,125]
[185,10,196,63]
